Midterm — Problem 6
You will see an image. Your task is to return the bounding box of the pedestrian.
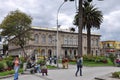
[65,57,69,69]
[13,56,21,80]
[62,57,65,69]
[49,57,52,64]
[41,64,48,76]
[75,55,83,76]
[53,56,57,64]
[35,63,41,73]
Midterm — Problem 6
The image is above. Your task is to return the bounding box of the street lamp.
[56,0,74,68]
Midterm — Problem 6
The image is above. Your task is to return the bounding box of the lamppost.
[56,0,74,68]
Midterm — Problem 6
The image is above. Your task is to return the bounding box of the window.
[91,39,93,46]
[73,39,77,45]
[48,35,52,44]
[67,37,70,45]
[70,37,73,45]
[96,39,99,46]
[34,34,39,43]
[119,44,120,47]
[64,37,67,44]
[107,43,110,47]
[42,34,46,43]
[52,36,56,44]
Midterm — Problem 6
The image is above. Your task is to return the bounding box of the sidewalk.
[0,64,120,80]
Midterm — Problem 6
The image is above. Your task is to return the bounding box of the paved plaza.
[1,64,120,80]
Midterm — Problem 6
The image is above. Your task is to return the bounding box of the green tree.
[0,10,32,57]
[74,1,103,55]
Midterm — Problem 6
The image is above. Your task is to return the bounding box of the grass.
[69,61,76,65]
[47,65,57,69]
[69,61,114,67]
[83,61,113,67]
[0,69,23,76]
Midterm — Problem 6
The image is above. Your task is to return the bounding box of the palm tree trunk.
[87,27,91,55]
[78,0,83,56]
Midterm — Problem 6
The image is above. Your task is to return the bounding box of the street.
[1,65,120,80]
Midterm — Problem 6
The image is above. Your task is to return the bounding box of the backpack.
[77,59,82,65]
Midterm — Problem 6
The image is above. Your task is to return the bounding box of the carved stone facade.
[8,27,101,58]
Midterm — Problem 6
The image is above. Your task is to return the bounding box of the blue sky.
[0,0,120,41]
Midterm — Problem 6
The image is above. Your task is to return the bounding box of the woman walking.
[13,56,20,80]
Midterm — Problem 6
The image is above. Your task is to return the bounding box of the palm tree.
[74,1,103,55]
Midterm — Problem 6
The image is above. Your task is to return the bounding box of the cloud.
[0,0,120,41]
[100,10,120,41]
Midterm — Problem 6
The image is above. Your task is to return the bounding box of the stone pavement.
[0,64,120,80]
[45,66,120,80]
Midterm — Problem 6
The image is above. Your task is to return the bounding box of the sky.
[0,0,120,41]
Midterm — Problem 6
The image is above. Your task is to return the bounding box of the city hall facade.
[8,27,101,59]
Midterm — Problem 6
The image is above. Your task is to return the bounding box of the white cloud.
[57,13,75,29]
[0,0,120,41]
[100,10,120,40]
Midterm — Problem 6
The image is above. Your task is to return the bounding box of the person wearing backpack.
[75,55,83,76]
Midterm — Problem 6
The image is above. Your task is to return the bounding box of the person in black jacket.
[75,55,83,76]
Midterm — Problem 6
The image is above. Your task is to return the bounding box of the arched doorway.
[74,50,77,58]
[48,49,52,57]
[65,50,67,57]
[41,49,45,56]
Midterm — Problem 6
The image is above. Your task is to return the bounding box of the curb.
[0,73,29,79]
[94,77,105,80]
[0,74,14,79]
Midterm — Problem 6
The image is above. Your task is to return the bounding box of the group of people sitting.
[27,60,48,76]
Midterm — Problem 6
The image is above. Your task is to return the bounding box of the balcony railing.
[61,44,78,48]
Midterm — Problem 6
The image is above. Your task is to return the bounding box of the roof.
[31,26,101,36]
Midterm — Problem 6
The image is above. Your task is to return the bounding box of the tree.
[0,10,32,57]
[74,1,103,55]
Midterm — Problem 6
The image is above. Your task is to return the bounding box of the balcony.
[61,44,78,48]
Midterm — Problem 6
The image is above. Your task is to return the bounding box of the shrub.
[69,59,76,62]
[83,55,108,63]
[0,62,4,72]
[83,55,95,62]
[19,57,26,68]
[3,62,8,70]
[112,71,120,78]
[4,56,14,61]
[109,53,116,64]
[37,59,46,65]
[6,60,13,69]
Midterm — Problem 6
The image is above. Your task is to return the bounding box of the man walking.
[75,55,83,76]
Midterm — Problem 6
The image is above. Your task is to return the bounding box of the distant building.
[100,40,120,57]
[8,27,101,58]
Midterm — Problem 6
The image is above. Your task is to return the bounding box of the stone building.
[8,27,101,59]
